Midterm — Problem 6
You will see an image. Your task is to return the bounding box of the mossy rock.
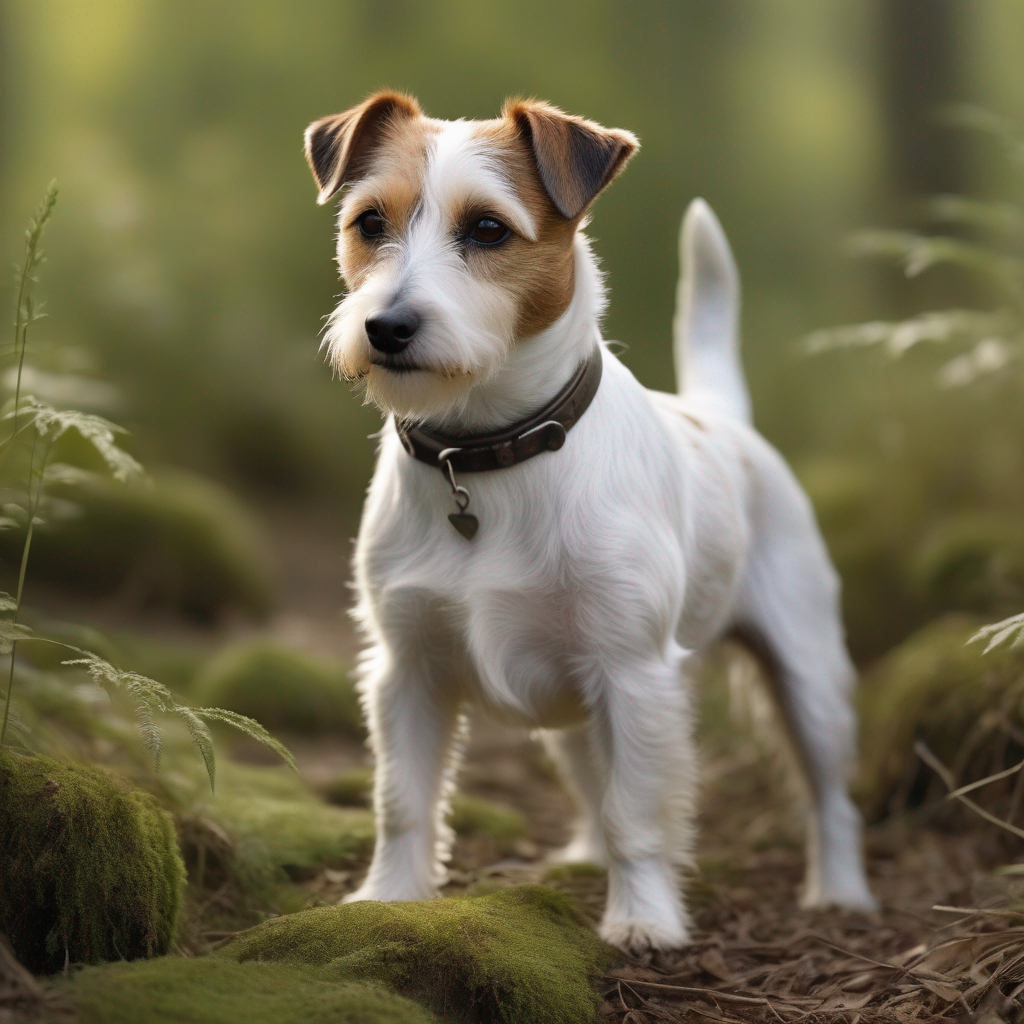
[184,762,375,890]
[323,770,526,855]
[0,467,275,623]
[72,958,439,1024]
[0,750,185,973]
[193,642,362,737]
[857,615,1024,822]
[910,512,1024,613]
[218,885,609,1024]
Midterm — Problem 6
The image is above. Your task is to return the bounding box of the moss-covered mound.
[323,768,527,852]
[72,958,439,1024]
[218,886,609,1024]
[858,614,1024,822]
[183,762,375,889]
[0,467,275,623]
[910,512,1024,614]
[0,750,185,973]
[193,642,362,737]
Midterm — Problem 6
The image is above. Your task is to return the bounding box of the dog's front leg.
[345,654,465,903]
[595,656,696,954]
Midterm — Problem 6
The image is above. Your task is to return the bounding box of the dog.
[303,91,877,953]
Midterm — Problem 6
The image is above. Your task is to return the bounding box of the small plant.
[0,184,292,789]
[806,105,1024,656]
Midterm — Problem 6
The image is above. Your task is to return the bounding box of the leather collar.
[395,346,603,473]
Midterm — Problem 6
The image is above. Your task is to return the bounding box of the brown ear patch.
[304,91,423,204]
[503,99,638,219]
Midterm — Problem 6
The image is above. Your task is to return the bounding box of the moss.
[543,862,607,881]
[0,467,275,623]
[0,750,185,973]
[323,767,373,806]
[911,512,1024,613]
[323,770,526,852]
[186,761,375,889]
[72,958,439,1024]
[857,615,1024,821]
[218,885,609,1024]
[193,641,363,737]
[448,794,527,850]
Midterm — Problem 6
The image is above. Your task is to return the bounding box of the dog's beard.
[322,273,517,423]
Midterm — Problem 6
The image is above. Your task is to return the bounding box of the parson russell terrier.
[302,91,877,953]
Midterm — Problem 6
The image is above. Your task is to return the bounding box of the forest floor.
[4,498,1024,1023]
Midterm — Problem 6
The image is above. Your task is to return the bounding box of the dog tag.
[448,512,479,540]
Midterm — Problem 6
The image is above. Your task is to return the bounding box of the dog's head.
[304,92,638,421]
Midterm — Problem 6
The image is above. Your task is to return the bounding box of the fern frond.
[968,612,1024,654]
[0,621,33,655]
[937,338,1017,387]
[804,309,1012,357]
[924,195,1024,237]
[846,231,1024,296]
[6,398,143,482]
[167,705,217,792]
[189,707,298,773]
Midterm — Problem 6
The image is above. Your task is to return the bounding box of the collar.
[395,345,603,474]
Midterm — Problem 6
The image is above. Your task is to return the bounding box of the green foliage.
[322,766,374,806]
[0,748,185,973]
[1,187,292,794]
[321,768,528,852]
[0,467,276,622]
[71,959,440,1024]
[218,886,610,1024]
[182,761,374,891]
[447,793,527,851]
[804,108,1024,658]
[857,615,1024,823]
[910,512,1024,612]
[193,642,362,737]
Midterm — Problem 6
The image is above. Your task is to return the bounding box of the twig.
[915,741,1024,840]
[932,905,1024,918]
[602,976,782,1007]
[946,757,1024,800]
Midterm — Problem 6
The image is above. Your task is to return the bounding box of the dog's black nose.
[365,308,419,354]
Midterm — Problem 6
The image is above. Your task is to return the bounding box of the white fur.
[330,123,876,951]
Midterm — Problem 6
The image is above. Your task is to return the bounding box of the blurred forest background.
[3,0,1024,667]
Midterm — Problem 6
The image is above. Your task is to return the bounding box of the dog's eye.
[468,217,510,246]
[357,210,386,239]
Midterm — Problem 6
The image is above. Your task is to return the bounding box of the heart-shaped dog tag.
[448,512,479,540]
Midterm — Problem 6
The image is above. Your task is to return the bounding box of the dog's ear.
[503,99,639,220]
[304,91,423,205]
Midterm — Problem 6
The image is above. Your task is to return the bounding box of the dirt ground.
[5,498,1024,1022]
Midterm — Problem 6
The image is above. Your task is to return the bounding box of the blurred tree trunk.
[879,0,969,197]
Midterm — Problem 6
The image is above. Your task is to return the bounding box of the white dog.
[303,92,876,953]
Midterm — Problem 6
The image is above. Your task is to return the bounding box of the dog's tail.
[672,199,752,423]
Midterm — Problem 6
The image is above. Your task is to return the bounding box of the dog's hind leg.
[731,456,876,912]
[540,724,609,866]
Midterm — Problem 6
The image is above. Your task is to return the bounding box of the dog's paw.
[599,916,690,955]
[342,883,437,904]
[546,836,609,868]
[800,879,878,914]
